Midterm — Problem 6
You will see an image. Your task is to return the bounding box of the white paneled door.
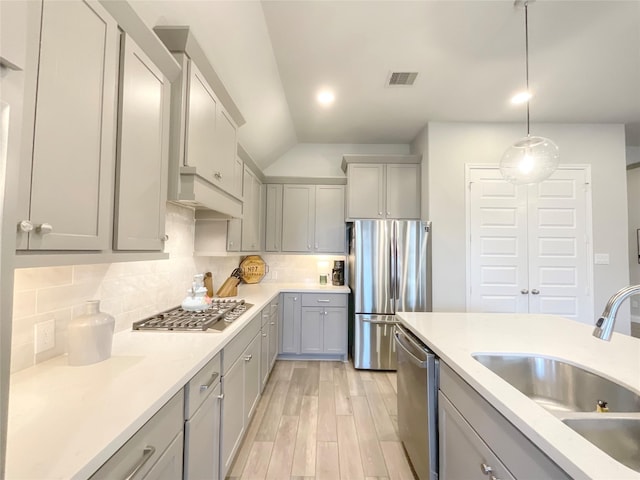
[467,166,593,323]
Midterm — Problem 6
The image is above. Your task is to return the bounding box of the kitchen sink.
[562,417,640,472]
[472,354,640,413]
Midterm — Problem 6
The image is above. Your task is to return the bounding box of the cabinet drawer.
[439,364,569,479]
[90,390,184,479]
[185,352,221,419]
[223,313,261,375]
[301,293,347,307]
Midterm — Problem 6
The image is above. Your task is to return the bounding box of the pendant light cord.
[525,1,530,136]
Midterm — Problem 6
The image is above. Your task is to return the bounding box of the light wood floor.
[227,360,416,480]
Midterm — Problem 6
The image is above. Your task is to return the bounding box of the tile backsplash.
[10,203,346,373]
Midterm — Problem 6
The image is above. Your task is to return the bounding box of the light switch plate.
[594,253,610,265]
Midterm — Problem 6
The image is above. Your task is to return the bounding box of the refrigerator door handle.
[390,222,396,312]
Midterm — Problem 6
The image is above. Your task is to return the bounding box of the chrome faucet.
[593,285,640,341]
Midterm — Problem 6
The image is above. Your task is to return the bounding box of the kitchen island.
[398,312,640,480]
[5,283,348,480]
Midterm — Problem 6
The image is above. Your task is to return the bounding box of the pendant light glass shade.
[499,135,559,185]
[500,1,559,185]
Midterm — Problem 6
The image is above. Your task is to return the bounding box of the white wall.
[628,166,640,320]
[626,145,640,166]
[425,122,630,333]
[410,125,430,220]
[263,143,410,177]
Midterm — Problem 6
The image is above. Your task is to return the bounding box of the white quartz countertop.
[6,282,349,480]
[397,312,640,480]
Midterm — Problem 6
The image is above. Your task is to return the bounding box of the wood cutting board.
[239,255,267,284]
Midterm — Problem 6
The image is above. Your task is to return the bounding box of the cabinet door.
[244,333,261,422]
[221,356,245,477]
[27,0,118,250]
[232,155,243,199]
[280,294,301,354]
[268,304,279,369]
[241,166,255,251]
[323,308,346,354]
[386,164,420,219]
[265,184,283,252]
[282,185,315,252]
[300,307,324,354]
[114,34,170,251]
[439,393,515,480]
[346,164,384,219]
[227,218,241,252]
[183,384,221,480]
[213,107,237,192]
[142,432,183,480]
[261,326,269,390]
[314,185,345,253]
[186,62,217,176]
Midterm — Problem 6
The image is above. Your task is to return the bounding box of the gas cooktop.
[132,299,252,332]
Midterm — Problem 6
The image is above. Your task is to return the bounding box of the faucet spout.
[593,285,640,341]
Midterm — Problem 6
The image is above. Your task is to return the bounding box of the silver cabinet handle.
[214,171,222,179]
[270,322,275,326]
[315,243,319,249]
[307,244,311,250]
[160,234,169,242]
[262,333,267,337]
[18,220,34,232]
[317,299,330,303]
[386,211,390,215]
[244,354,252,361]
[124,445,156,480]
[520,289,529,294]
[490,476,501,480]
[531,289,540,295]
[480,463,493,475]
[199,372,219,392]
[293,297,298,301]
[36,223,53,234]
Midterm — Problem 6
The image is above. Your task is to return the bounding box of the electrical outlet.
[35,319,55,354]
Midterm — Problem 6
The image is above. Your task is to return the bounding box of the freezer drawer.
[353,314,398,370]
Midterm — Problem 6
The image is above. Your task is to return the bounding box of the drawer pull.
[217,393,224,400]
[245,354,252,361]
[480,463,493,475]
[199,372,219,392]
[262,333,267,337]
[270,322,275,326]
[124,445,156,480]
[316,299,330,303]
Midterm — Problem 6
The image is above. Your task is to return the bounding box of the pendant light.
[500,0,559,185]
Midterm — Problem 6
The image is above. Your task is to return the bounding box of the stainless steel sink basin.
[472,354,640,413]
[562,417,640,472]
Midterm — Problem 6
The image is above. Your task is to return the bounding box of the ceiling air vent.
[387,71,418,87]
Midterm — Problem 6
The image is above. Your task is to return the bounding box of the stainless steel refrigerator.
[348,220,432,370]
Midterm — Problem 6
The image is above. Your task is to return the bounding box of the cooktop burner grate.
[132,299,252,331]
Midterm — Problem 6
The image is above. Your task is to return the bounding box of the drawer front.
[185,352,221,419]
[90,390,184,479]
[223,313,261,375]
[301,293,347,307]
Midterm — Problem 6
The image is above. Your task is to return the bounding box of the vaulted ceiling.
[131,1,640,169]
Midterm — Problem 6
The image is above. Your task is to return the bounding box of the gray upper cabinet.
[17,0,119,251]
[281,184,345,254]
[240,165,262,252]
[264,184,283,252]
[346,163,420,220]
[114,34,170,251]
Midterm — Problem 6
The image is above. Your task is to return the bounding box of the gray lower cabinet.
[280,293,301,354]
[221,350,245,477]
[439,393,515,480]
[243,333,262,422]
[114,33,170,251]
[439,363,569,480]
[268,301,279,368]
[282,293,347,359]
[90,391,184,480]
[17,0,119,251]
[183,353,221,480]
[260,299,279,390]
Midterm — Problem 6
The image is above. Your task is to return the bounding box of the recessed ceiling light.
[511,91,532,104]
[317,90,335,106]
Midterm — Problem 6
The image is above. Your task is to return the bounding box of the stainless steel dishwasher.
[395,324,439,480]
